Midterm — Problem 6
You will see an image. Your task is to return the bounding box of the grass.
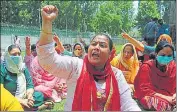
[39,99,66,111]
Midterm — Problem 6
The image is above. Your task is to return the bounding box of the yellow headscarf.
[157,34,172,45]
[111,43,139,84]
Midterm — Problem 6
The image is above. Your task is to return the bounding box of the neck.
[94,65,105,71]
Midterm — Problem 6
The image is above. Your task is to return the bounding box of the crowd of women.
[1,5,176,111]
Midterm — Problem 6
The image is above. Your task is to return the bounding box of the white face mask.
[10,56,22,65]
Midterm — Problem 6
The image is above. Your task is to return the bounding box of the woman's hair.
[8,45,21,52]
[150,41,174,60]
[91,33,113,51]
[73,43,82,50]
[31,44,36,51]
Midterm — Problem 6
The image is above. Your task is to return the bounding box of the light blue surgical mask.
[10,56,22,65]
[156,55,173,65]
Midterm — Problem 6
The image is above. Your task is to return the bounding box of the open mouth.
[92,52,100,58]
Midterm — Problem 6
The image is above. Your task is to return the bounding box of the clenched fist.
[41,5,58,22]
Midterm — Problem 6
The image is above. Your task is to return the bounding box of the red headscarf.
[72,55,120,111]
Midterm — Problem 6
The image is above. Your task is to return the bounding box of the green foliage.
[1,1,135,36]
[91,1,135,36]
[115,44,123,54]
[136,1,160,35]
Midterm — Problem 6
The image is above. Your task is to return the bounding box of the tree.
[161,1,176,25]
[90,1,134,36]
[136,1,160,35]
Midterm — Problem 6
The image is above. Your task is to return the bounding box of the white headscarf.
[3,45,26,98]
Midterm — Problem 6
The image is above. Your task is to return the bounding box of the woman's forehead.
[10,48,20,52]
[159,47,173,54]
[124,45,133,51]
[75,44,81,48]
[92,35,109,43]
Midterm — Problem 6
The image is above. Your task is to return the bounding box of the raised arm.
[25,36,31,56]
[38,5,58,46]
[53,33,65,53]
[37,5,80,80]
[121,33,145,52]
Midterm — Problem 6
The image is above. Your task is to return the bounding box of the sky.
[133,1,139,16]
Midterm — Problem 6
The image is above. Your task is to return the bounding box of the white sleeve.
[36,42,81,80]
[115,68,141,111]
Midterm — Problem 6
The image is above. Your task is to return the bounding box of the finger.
[49,5,56,12]
[28,98,35,102]
[24,103,30,108]
[28,101,34,107]
[41,9,49,17]
[42,5,50,13]
[53,6,58,14]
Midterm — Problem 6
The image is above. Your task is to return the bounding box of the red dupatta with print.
[72,55,120,111]
[134,60,176,100]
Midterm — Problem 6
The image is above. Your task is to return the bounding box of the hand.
[21,99,31,108]
[121,33,129,39]
[25,36,31,48]
[122,71,131,80]
[109,47,116,62]
[79,37,85,43]
[53,33,60,43]
[141,41,147,45]
[129,84,135,92]
[172,94,176,105]
[27,93,34,101]
[122,71,130,76]
[27,93,34,106]
[41,5,58,22]
[172,93,176,99]
[165,96,173,104]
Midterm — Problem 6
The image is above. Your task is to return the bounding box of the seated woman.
[30,56,67,102]
[111,43,139,92]
[24,35,67,103]
[36,5,141,111]
[72,42,86,59]
[121,33,175,62]
[0,45,44,111]
[134,41,176,111]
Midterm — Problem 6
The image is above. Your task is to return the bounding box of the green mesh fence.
[1,24,95,39]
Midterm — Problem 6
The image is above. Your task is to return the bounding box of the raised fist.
[41,5,58,22]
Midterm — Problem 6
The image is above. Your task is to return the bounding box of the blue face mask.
[156,55,173,65]
[10,56,22,65]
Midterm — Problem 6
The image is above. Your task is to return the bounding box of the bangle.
[41,30,53,35]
